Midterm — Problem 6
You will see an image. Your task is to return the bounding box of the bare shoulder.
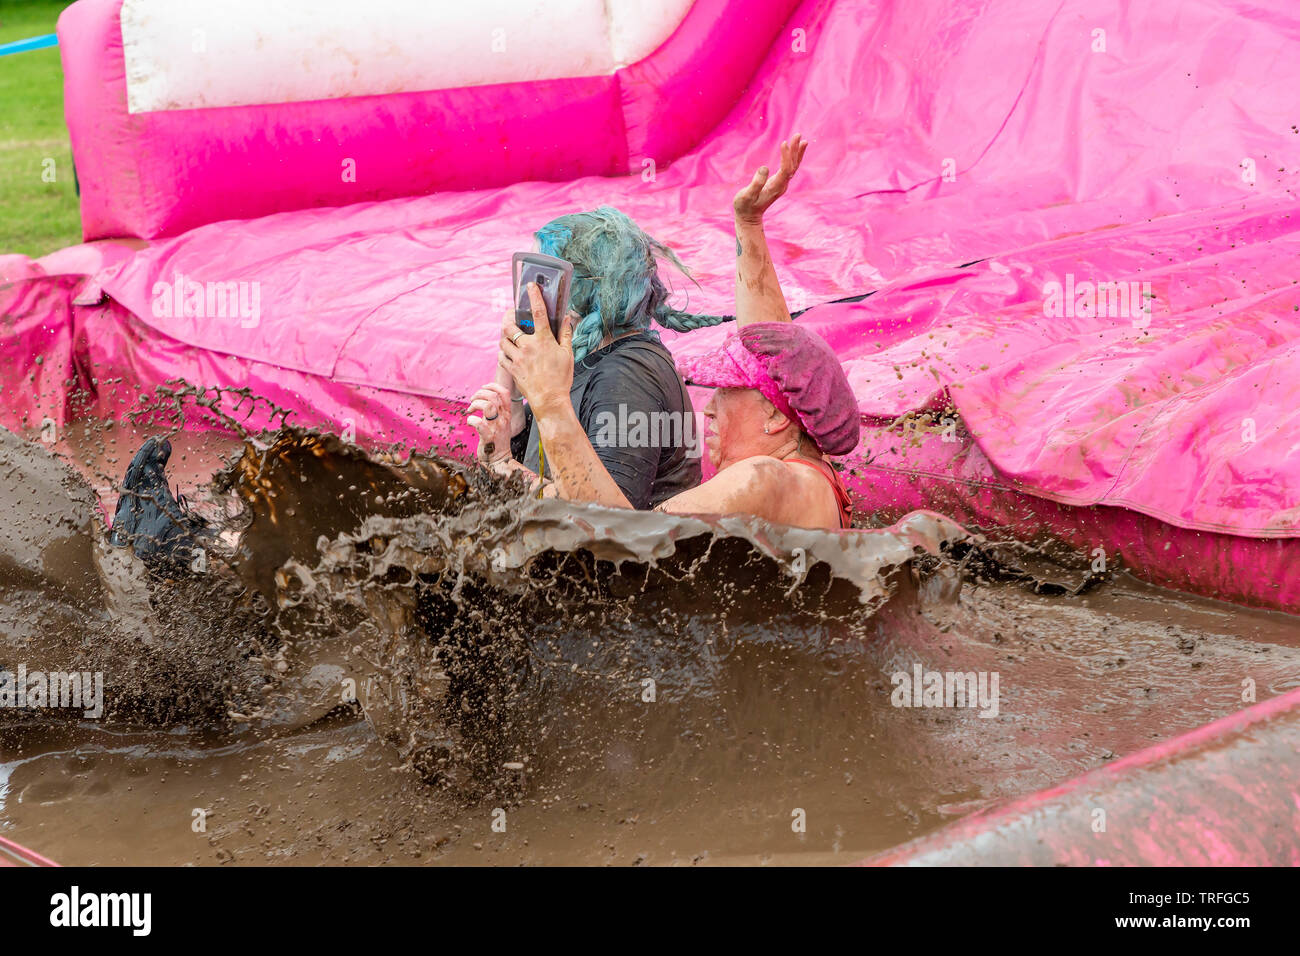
[735,455,828,487]
[713,456,838,528]
[706,454,806,498]
[725,454,790,482]
[658,455,823,524]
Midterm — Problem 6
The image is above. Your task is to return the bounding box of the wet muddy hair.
[534,206,728,362]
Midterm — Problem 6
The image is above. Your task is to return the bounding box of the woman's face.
[701,387,772,471]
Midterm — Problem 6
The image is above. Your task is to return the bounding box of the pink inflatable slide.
[2,0,1298,619]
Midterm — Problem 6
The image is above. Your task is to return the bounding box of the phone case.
[513,252,573,337]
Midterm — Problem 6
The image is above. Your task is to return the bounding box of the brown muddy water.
[2,407,1299,866]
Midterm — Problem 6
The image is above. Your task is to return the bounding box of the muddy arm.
[533,403,634,509]
[733,135,808,328]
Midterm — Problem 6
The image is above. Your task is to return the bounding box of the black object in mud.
[109,436,211,574]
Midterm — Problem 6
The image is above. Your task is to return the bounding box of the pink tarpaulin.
[3,0,1300,608]
[860,684,1300,866]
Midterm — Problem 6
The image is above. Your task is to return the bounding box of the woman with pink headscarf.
[503,135,860,531]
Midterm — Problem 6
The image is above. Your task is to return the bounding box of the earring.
[763,425,770,434]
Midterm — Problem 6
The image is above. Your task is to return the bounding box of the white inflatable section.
[606,1,696,66]
[120,0,695,114]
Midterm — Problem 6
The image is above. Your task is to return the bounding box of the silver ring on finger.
[509,331,524,346]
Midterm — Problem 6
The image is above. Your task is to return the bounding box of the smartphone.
[513,252,573,337]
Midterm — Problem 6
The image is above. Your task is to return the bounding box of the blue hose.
[0,34,58,57]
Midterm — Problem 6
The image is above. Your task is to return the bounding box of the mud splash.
[2,394,1299,865]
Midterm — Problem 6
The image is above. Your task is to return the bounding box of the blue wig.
[534,206,728,362]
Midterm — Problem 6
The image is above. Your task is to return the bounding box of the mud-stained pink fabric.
[859,685,1300,866]
[851,422,1300,613]
[821,197,1300,539]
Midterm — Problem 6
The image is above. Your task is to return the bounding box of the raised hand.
[733,134,809,223]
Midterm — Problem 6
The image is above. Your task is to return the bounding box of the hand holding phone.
[513,252,573,339]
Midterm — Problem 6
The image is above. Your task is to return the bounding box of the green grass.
[0,1,80,257]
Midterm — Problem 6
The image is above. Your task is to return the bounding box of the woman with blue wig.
[466,206,728,508]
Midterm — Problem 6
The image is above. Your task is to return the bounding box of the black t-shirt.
[511,332,702,509]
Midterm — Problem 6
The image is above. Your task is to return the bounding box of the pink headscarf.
[677,322,860,455]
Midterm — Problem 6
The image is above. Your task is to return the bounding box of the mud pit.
[2,405,1298,866]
